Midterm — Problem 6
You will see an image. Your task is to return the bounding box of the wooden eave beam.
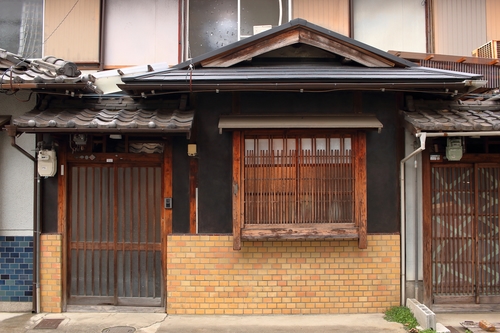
[201,30,301,68]
[201,27,396,68]
[298,29,394,68]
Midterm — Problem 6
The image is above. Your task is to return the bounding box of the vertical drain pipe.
[400,132,426,306]
[34,164,41,313]
[414,157,419,301]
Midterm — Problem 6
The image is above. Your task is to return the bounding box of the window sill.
[241,223,358,241]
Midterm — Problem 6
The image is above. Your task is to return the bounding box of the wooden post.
[57,139,68,311]
[189,158,198,234]
[232,131,242,250]
[355,132,367,249]
[162,138,172,305]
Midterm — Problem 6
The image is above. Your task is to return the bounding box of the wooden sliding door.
[431,163,500,305]
[67,164,163,307]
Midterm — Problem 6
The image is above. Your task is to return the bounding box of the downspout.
[99,0,106,71]
[34,150,41,314]
[414,156,419,301]
[6,128,39,313]
[400,132,426,306]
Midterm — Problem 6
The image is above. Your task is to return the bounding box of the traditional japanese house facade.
[3,19,492,314]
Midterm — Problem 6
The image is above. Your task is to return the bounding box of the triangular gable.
[175,18,416,69]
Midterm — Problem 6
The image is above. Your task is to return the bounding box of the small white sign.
[106,159,113,163]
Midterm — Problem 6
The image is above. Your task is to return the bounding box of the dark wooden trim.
[68,296,162,307]
[189,158,198,234]
[355,132,367,249]
[422,147,433,307]
[58,140,68,312]
[162,139,172,307]
[434,295,500,305]
[232,131,242,250]
[66,153,162,164]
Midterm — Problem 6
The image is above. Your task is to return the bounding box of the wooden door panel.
[68,165,162,306]
[431,164,500,304]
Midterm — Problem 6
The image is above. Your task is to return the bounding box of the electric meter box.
[38,149,57,177]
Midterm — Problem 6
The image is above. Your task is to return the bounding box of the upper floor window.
[0,0,43,58]
[187,0,291,59]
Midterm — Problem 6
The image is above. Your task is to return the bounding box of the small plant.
[384,306,436,332]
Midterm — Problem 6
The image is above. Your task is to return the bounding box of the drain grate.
[102,326,136,333]
[34,318,64,329]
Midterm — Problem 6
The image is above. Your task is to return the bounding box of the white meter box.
[38,149,57,177]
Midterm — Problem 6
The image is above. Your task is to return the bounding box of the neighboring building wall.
[293,0,350,36]
[486,0,500,42]
[167,235,400,314]
[352,0,426,53]
[433,0,487,56]
[104,0,179,67]
[0,92,36,311]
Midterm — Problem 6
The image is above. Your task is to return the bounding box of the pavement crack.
[136,314,168,331]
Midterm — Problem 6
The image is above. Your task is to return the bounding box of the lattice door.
[68,164,163,306]
[431,164,500,304]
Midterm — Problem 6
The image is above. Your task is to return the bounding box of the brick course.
[40,234,62,313]
[166,235,400,315]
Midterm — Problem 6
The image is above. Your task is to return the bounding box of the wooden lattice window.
[232,130,367,250]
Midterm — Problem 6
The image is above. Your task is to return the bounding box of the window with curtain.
[0,0,43,58]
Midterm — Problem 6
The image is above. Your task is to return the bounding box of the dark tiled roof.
[13,108,193,130]
[11,96,194,134]
[0,50,82,84]
[403,100,500,132]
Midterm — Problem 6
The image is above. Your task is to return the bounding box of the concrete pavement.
[0,311,498,332]
[0,312,408,333]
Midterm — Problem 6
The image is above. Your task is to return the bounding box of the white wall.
[0,92,35,236]
[353,0,426,53]
[104,0,179,67]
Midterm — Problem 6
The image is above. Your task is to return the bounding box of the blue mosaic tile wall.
[0,236,33,302]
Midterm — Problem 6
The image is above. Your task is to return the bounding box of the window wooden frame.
[232,130,367,250]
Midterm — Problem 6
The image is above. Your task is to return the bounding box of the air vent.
[472,40,500,58]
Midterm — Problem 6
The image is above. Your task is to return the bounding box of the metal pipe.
[414,157,419,302]
[400,132,426,306]
[179,0,185,62]
[35,167,40,313]
[99,0,107,71]
[119,81,473,93]
[9,136,35,162]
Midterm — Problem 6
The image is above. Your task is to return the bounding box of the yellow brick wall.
[166,234,400,315]
[40,234,62,313]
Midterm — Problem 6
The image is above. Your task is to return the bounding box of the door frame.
[422,149,500,309]
[57,138,173,311]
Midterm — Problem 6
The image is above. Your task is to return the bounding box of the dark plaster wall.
[190,91,401,234]
[172,136,191,233]
[39,91,402,235]
[194,93,234,233]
